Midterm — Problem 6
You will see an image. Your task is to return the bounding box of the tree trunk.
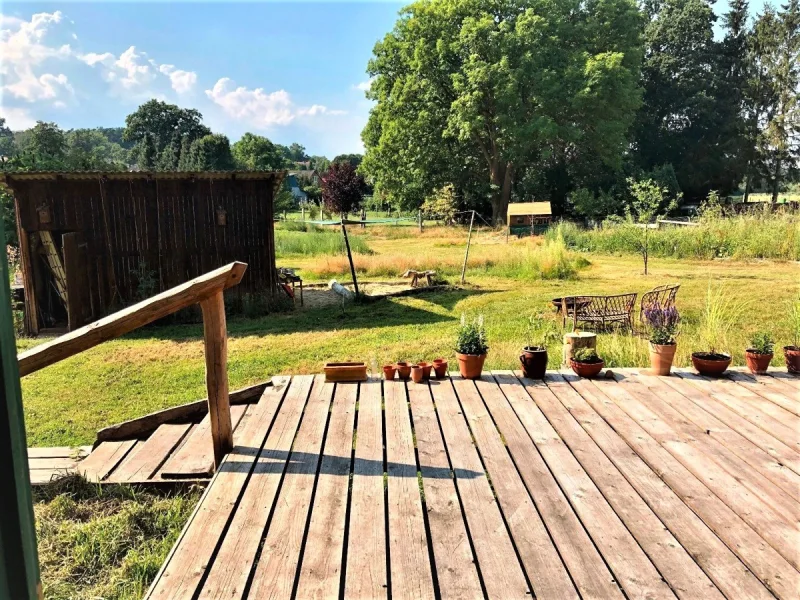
[771,157,781,204]
[489,160,513,225]
[743,164,751,203]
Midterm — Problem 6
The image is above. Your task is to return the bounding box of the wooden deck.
[144,368,799,599]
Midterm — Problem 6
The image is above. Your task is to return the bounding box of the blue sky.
[0,0,769,158]
[0,2,404,157]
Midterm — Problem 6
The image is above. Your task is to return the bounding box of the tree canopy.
[362,0,644,223]
[322,162,365,215]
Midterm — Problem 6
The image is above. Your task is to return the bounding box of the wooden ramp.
[28,446,91,485]
[145,368,800,600]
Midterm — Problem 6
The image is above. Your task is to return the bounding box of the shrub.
[456,314,488,355]
[748,331,774,355]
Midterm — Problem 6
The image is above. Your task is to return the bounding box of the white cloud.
[353,77,375,92]
[159,64,197,94]
[0,106,36,129]
[205,78,345,128]
[0,11,74,102]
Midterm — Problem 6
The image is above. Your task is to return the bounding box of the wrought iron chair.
[561,293,638,333]
[639,284,679,325]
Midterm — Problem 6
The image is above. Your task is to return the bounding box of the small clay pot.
[784,346,800,374]
[649,342,677,376]
[691,352,731,377]
[410,364,425,383]
[396,361,412,381]
[570,358,604,378]
[456,352,487,380]
[432,358,448,378]
[745,351,773,375]
[382,365,397,380]
[519,346,547,380]
[418,361,433,380]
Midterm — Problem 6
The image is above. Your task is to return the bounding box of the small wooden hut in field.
[507,201,552,236]
[3,171,284,334]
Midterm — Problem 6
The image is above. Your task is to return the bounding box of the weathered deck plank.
[406,382,483,599]
[383,379,436,600]
[344,379,387,599]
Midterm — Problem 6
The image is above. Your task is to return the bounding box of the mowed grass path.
[18,228,799,448]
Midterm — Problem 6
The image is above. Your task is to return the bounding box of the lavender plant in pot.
[643,305,680,375]
[785,299,800,374]
[745,331,774,375]
[455,315,488,380]
[520,314,559,380]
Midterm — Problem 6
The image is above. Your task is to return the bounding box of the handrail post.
[200,290,232,467]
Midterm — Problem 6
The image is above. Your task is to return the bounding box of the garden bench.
[561,293,637,332]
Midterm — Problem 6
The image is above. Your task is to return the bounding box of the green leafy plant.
[643,306,680,345]
[456,314,488,356]
[525,313,560,350]
[624,178,680,275]
[572,347,601,363]
[748,331,775,355]
[697,282,749,356]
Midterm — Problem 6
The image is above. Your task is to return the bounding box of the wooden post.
[418,209,423,232]
[200,290,232,467]
[563,332,597,367]
[0,220,42,600]
[460,210,475,284]
[16,229,38,336]
[341,220,359,297]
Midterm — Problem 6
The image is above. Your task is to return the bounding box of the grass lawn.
[18,226,799,447]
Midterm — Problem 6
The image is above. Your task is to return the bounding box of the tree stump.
[563,332,597,367]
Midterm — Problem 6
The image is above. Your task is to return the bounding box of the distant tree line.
[0,99,365,242]
[361,0,800,223]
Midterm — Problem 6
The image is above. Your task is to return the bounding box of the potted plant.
[520,314,559,380]
[746,331,774,374]
[691,283,744,377]
[455,315,489,380]
[785,299,800,374]
[570,347,605,378]
[643,305,680,375]
[432,358,448,378]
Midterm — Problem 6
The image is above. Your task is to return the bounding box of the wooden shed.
[3,171,284,335]
[507,201,552,235]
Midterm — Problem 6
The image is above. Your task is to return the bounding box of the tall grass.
[274,228,373,257]
[551,210,800,260]
[302,236,589,281]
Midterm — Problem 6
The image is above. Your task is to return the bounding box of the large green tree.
[183,134,235,171]
[362,0,643,223]
[123,100,210,169]
[232,133,287,170]
[634,0,744,201]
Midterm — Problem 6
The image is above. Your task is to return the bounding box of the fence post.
[460,210,475,284]
[200,290,233,467]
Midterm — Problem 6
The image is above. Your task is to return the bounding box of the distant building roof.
[507,202,552,217]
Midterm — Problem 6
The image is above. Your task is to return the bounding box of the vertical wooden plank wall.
[11,174,279,328]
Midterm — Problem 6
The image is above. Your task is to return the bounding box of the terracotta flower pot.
[649,342,677,376]
[784,346,800,374]
[418,361,433,380]
[432,359,448,378]
[396,361,412,381]
[745,351,772,375]
[691,352,731,377]
[570,358,604,378]
[410,364,425,383]
[456,352,487,380]
[519,346,548,380]
[382,365,397,380]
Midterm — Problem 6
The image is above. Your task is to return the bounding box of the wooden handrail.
[18,261,247,467]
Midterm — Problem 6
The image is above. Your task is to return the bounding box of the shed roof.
[507,202,552,217]
[1,170,286,190]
